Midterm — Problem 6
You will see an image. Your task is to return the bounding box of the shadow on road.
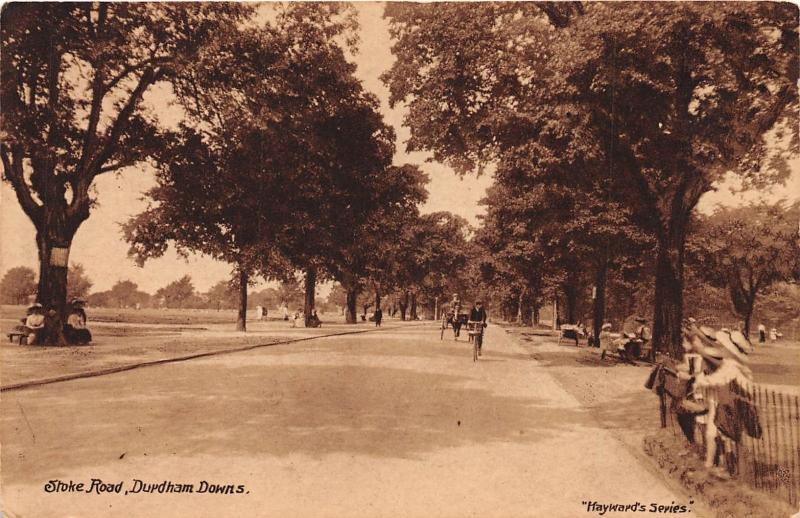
[3,359,594,485]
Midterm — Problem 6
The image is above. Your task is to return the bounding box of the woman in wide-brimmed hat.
[65,299,92,344]
[24,303,45,345]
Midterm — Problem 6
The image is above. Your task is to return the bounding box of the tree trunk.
[520,288,533,326]
[35,228,73,345]
[375,290,381,312]
[592,258,608,346]
[434,296,439,321]
[399,290,409,320]
[743,309,753,338]
[345,288,358,324]
[236,269,248,332]
[552,297,559,330]
[651,225,687,359]
[304,267,316,327]
[533,305,540,325]
[563,281,578,325]
[410,292,418,320]
[741,291,756,338]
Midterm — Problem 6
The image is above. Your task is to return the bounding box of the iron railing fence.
[660,374,800,506]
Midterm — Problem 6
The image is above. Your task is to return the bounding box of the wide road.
[1,323,695,518]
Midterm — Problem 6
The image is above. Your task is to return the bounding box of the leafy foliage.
[1,3,251,341]
[66,263,92,300]
[383,2,798,354]
[155,275,196,309]
[689,201,800,333]
[0,266,36,304]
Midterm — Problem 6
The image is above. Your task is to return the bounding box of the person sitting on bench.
[24,303,45,345]
[65,299,92,344]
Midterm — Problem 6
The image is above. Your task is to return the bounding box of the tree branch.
[104,55,171,94]
[86,67,160,178]
[1,144,43,225]
[96,159,137,175]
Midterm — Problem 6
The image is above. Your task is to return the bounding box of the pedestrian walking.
[374,307,383,326]
[758,323,766,343]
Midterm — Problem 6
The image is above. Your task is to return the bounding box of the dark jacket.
[470,307,487,323]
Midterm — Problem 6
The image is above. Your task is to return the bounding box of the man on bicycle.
[469,301,487,354]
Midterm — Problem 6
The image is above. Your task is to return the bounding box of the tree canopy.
[1,3,250,342]
[383,2,799,356]
[689,200,800,335]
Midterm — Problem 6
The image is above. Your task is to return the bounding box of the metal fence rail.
[661,377,800,506]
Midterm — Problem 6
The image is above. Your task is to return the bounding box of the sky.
[0,2,797,294]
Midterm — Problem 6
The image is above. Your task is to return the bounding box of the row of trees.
[4,3,797,347]
[0,3,471,341]
[0,265,332,313]
[382,2,799,357]
[1,264,92,305]
[119,4,440,330]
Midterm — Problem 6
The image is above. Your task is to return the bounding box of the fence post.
[659,390,667,428]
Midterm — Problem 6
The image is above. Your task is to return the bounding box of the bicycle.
[466,320,485,361]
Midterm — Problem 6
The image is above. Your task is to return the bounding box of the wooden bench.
[7,331,27,345]
[558,325,585,346]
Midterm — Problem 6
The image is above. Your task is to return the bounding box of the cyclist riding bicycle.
[468,301,488,355]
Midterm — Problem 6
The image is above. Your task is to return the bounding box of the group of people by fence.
[646,318,799,505]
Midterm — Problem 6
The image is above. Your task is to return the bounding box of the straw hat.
[27,302,43,310]
[715,331,749,364]
[729,330,753,354]
[699,326,717,341]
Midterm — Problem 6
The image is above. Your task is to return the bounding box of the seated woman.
[310,309,322,328]
[64,299,92,344]
[24,303,46,345]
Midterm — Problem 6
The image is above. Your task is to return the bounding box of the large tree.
[383,2,798,357]
[1,3,249,343]
[689,201,800,336]
[124,4,366,331]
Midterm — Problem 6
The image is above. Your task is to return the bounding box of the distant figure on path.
[283,304,289,321]
[449,293,463,338]
[599,323,614,359]
[758,323,766,343]
[374,307,383,327]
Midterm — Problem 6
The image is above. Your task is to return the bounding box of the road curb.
[1,323,424,393]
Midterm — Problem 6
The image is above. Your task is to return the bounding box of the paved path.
[1,323,697,518]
